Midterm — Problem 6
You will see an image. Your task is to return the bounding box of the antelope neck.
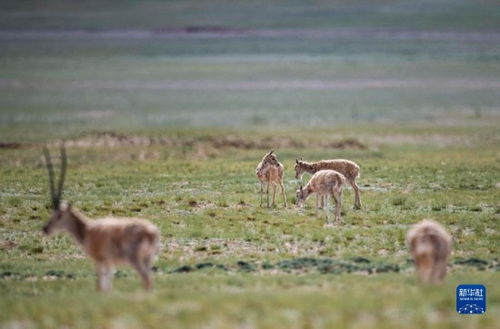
[303,184,314,196]
[302,162,315,173]
[68,210,89,245]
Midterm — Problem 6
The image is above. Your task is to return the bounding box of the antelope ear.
[299,185,303,191]
[295,159,299,164]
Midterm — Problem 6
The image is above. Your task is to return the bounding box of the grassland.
[1,0,500,328]
[1,126,499,328]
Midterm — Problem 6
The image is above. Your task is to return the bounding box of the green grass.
[1,126,499,328]
[1,273,498,329]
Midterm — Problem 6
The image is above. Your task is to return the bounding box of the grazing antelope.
[295,159,362,209]
[296,170,346,225]
[41,146,160,292]
[256,150,287,208]
[406,219,452,284]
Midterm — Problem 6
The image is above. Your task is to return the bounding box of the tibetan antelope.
[296,170,346,226]
[256,150,287,208]
[295,158,362,209]
[41,146,160,292]
[406,219,452,284]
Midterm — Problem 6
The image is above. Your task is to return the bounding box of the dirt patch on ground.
[187,200,216,209]
[0,142,29,149]
[54,131,367,150]
[201,135,366,150]
[0,240,17,250]
[369,134,473,147]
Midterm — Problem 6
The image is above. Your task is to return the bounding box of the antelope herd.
[41,146,453,291]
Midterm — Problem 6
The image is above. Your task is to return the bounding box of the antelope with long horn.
[42,146,160,292]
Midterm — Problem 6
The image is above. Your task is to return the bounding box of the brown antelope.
[295,159,361,209]
[406,219,452,284]
[256,150,287,208]
[296,170,346,226]
[41,146,160,292]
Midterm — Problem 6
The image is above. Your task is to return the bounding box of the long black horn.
[43,147,57,209]
[55,144,67,206]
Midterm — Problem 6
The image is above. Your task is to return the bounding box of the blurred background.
[1,0,500,142]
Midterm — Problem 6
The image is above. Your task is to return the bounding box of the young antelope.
[295,158,361,209]
[256,150,287,208]
[406,219,452,284]
[296,169,346,225]
[41,146,160,292]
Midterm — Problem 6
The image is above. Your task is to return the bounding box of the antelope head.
[295,185,307,207]
[294,158,304,179]
[263,150,279,166]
